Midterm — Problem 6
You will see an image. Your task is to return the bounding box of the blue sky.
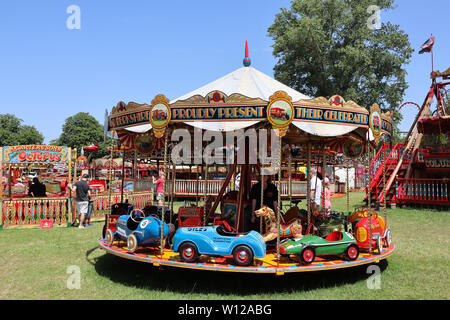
[0,0,448,143]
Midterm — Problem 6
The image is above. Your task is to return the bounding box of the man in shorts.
[68,174,91,229]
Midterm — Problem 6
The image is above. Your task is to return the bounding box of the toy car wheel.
[344,244,359,261]
[376,237,383,254]
[384,229,392,247]
[179,242,199,263]
[232,245,254,266]
[127,234,138,253]
[300,247,315,264]
[105,229,115,245]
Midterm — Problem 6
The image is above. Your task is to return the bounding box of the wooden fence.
[1,197,69,229]
[165,179,309,198]
[396,178,449,205]
[0,191,153,229]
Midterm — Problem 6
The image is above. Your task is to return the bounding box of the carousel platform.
[98,239,395,275]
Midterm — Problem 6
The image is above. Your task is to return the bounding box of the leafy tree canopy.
[268,0,413,139]
[51,112,108,159]
[0,114,44,146]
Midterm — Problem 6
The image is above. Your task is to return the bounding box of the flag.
[419,35,435,54]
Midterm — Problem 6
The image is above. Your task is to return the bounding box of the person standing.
[309,168,322,218]
[68,174,91,229]
[28,177,47,197]
[86,191,94,227]
[250,174,279,231]
[152,170,164,207]
[323,177,331,214]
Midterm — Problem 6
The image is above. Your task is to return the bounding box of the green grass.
[0,192,449,300]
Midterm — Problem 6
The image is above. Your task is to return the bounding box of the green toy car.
[279,231,359,264]
[315,211,353,237]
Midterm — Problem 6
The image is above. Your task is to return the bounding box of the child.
[85,194,93,226]
[152,170,165,206]
[324,177,331,213]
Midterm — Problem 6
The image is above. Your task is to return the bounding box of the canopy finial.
[243,40,251,67]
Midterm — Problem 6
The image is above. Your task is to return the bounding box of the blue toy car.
[172,221,266,266]
[105,208,174,253]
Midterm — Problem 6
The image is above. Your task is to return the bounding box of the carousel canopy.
[172,66,310,105]
[124,65,310,133]
[107,43,393,150]
[123,42,310,133]
[169,66,311,132]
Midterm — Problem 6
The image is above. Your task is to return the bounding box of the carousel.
[98,43,395,274]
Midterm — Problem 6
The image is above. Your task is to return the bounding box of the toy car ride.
[105,208,175,253]
[354,215,391,254]
[279,231,359,264]
[102,202,134,238]
[349,207,391,254]
[172,220,266,266]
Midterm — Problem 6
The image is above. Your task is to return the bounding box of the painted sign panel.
[108,105,373,129]
[424,155,450,171]
[267,91,295,137]
[294,106,368,126]
[106,95,395,135]
[2,145,69,163]
[109,110,150,130]
[170,105,369,125]
[381,118,393,135]
[369,104,382,145]
[171,105,266,121]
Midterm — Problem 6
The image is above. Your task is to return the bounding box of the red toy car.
[270,107,288,120]
[152,109,167,121]
[354,215,391,254]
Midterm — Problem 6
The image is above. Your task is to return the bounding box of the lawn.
[0,192,448,300]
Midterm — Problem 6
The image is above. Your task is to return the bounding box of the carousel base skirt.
[98,239,395,275]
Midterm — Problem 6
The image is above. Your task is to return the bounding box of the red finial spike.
[243,40,251,67]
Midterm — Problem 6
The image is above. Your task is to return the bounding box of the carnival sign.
[424,155,450,171]
[294,106,368,125]
[109,101,150,130]
[267,91,294,137]
[150,94,171,138]
[171,105,266,121]
[107,94,394,137]
[2,145,69,163]
[369,104,382,145]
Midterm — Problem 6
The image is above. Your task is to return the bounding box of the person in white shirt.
[309,168,322,217]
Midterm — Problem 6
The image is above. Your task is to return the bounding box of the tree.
[52,112,108,158]
[268,0,413,137]
[0,114,44,146]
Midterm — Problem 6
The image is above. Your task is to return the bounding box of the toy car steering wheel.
[129,209,144,223]
[222,220,237,233]
[363,210,378,219]
[306,223,315,236]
